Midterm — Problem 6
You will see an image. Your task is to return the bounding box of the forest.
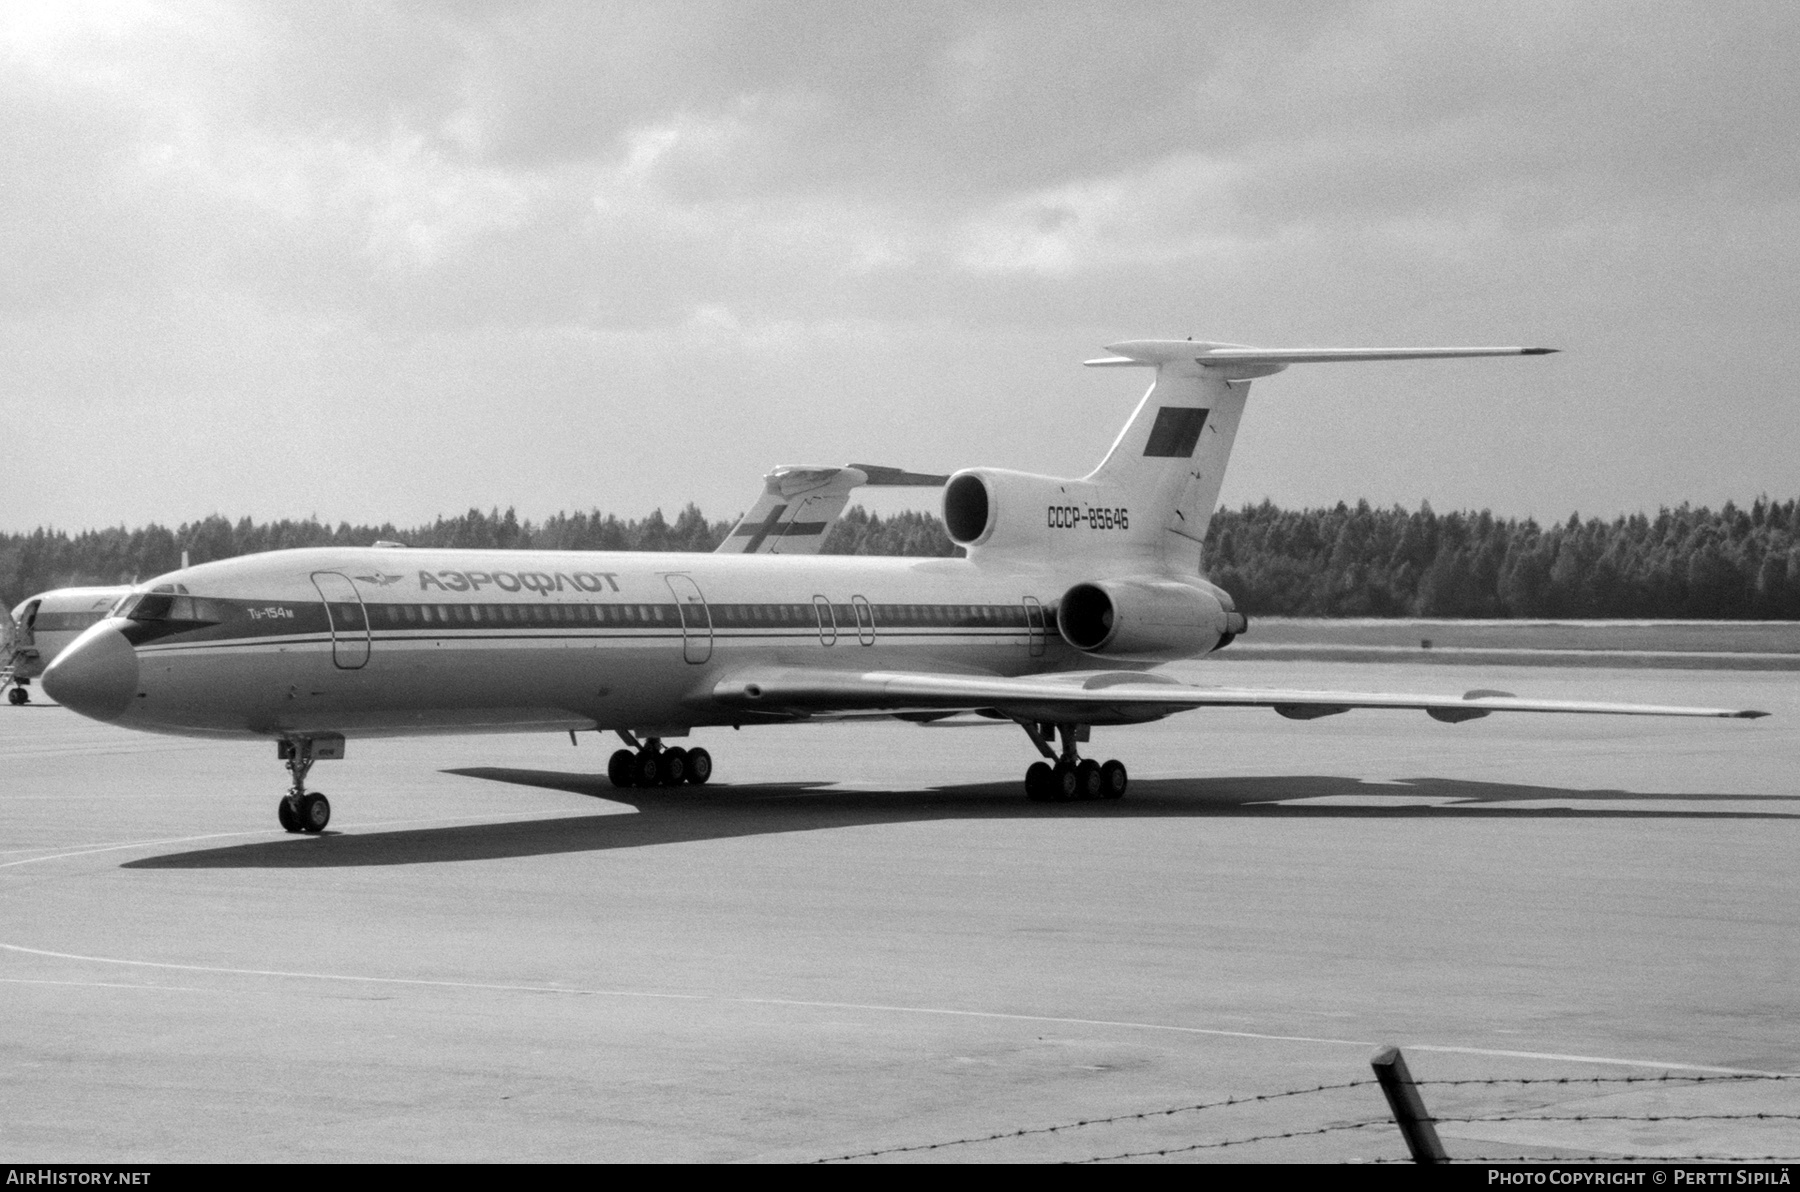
[5,498,1798,620]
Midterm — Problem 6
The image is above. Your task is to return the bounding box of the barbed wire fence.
[813,1050,1800,1164]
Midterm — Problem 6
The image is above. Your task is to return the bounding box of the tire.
[684,748,712,785]
[607,749,637,788]
[1024,761,1055,801]
[1075,759,1103,800]
[299,792,331,833]
[7,687,26,705]
[1051,761,1079,802]
[634,751,662,787]
[1100,759,1128,800]
[661,748,688,786]
[277,797,301,833]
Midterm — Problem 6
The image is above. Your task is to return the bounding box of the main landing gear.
[276,739,332,834]
[607,732,712,789]
[1021,723,1127,803]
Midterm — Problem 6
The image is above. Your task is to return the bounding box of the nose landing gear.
[1021,723,1128,803]
[276,737,335,833]
[607,733,712,789]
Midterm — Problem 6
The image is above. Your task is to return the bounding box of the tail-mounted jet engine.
[943,468,1129,554]
[1057,578,1247,661]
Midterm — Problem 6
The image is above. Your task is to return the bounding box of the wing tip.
[1733,709,1771,719]
[1521,347,1559,355]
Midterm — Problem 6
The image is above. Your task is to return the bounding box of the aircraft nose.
[42,625,140,722]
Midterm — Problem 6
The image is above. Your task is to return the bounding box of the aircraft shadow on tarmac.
[122,769,1800,870]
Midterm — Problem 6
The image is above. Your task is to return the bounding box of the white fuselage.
[80,546,1100,740]
[6,586,132,681]
[44,341,1586,764]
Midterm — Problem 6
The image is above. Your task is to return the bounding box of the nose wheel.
[279,791,331,833]
[1021,724,1127,803]
[276,739,332,833]
[607,736,712,788]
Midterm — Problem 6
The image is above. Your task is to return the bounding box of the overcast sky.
[4,1,1797,533]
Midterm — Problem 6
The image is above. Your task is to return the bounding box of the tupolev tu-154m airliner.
[44,340,1768,834]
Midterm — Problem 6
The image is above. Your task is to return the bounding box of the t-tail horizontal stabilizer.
[1086,341,1557,376]
[1082,338,1558,572]
[717,464,950,555]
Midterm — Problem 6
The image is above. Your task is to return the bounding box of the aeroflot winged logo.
[353,573,405,587]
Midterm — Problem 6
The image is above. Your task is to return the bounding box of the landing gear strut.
[607,733,712,789]
[1021,723,1127,803]
[276,738,332,834]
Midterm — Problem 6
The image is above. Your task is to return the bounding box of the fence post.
[1372,1045,1448,1163]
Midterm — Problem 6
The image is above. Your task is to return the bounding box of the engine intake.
[941,468,1129,555]
[942,473,993,546]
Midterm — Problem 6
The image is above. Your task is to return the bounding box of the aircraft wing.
[711,668,1769,724]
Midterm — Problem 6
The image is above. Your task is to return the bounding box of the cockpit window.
[120,593,222,625]
[130,594,176,621]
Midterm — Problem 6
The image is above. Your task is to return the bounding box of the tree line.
[1205,497,1800,619]
[4,498,1797,620]
[0,504,957,610]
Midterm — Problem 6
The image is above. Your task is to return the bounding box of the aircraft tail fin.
[716,464,948,555]
[1084,341,1556,572]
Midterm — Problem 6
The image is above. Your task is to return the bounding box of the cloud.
[1,0,1796,529]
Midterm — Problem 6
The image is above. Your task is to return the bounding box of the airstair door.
[664,574,712,664]
[13,600,40,651]
[310,572,370,670]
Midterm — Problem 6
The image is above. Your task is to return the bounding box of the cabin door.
[310,572,370,670]
[14,600,41,650]
[1023,596,1047,657]
[850,595,876,646]
[664,574,712,664]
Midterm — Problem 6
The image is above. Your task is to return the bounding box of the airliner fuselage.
[43,339,1765,835]
[84,547,1080,741]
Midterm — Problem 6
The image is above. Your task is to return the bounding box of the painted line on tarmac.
[2,941,1790,1078]
[0,809,600,870]
[1406,1043,1791,1073]
[0,831,264,868]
